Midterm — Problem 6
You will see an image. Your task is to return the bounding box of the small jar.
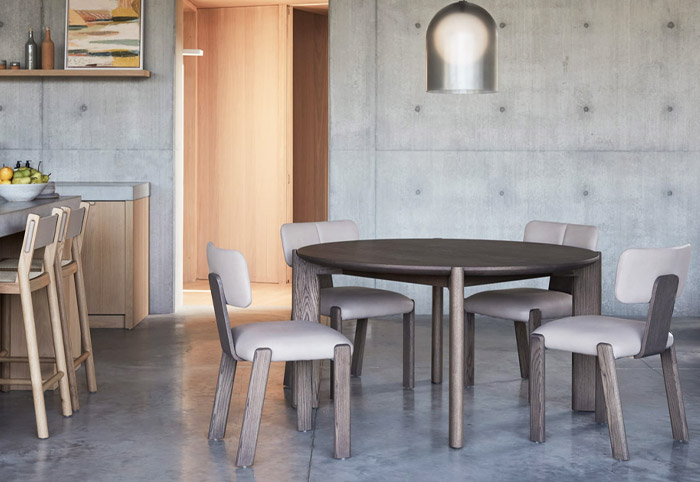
[9,62,21,70]
[0,60,6,70]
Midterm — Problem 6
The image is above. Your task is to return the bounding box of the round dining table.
[291,239,601,449]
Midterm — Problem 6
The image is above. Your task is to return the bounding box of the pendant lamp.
[426,1,498,93]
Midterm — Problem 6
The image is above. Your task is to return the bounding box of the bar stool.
[0,203,95,411]
[0,209,73,438]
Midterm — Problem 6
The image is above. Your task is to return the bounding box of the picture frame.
[64,0,144,70]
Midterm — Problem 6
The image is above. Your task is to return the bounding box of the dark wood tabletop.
[297,238,600,276]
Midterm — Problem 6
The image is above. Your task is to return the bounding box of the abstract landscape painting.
[66,0,143,69]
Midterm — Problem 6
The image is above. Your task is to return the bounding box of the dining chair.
[530,245,691,461]
[0,203,96,411]
[280,221,415,392]
[0,210,73,438]
[207,243,353,466]
[463,220,599,386]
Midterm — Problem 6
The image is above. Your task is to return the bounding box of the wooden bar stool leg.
[19,287,49,439]
[46,280,73,417]
[56,270,79,411]
[74,258,97,392]
[0,294,10,392]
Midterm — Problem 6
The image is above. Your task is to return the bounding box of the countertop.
[55,182,150,201]
[0,196,82,238]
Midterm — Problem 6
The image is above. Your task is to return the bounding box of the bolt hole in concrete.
[415,189,421,195]
[500,106,506,113]
[415,22,421,28]
[499,22,506,28]
[583,106,590,112]
[584,190,589,196]
[499,191,505,196]
[668,191,673,196]
[415,105,421,112]
[584,22,589,28]
[81,105,88,112]
[668,21,675,28]
[668,106,674,112]
[0,106,3,112]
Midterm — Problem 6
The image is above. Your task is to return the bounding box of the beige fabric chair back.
[280,220,359,267]
[207,242,253,309]
[524,220,598,250]
[615,245,691,304]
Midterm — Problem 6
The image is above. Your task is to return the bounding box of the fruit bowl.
[0,183,48,202]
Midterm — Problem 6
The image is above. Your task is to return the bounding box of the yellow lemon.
[0,166,13,181]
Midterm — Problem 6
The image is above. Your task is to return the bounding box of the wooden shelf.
[0,69,151,78]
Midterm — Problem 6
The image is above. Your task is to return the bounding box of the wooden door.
[197,6,290,283]
[293,9,328,223]
[183,4,199,283]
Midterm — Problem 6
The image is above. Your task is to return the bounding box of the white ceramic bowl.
[0,183,49,202]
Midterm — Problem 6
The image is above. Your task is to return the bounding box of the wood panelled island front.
[56,183,150,330]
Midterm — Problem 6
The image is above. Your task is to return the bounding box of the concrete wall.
[329,0,700,317]
[0,1,176,313]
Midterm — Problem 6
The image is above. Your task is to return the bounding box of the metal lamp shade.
[426,1,498,93]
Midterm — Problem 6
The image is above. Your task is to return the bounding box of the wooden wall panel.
[292,9,328,223]
[183,6,199,283]
[197,6,289,283]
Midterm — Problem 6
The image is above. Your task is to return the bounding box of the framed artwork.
[65,0,144,69]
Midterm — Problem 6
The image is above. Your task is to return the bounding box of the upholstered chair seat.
[231,320,353,362]
[464,288,572,323]
[320,287,414,321]
[533,315,674,359]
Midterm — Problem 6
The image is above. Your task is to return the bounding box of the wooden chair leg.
[333,344,351,459]
[45,282,73,417]
[56,270,79,411]
[515,310,541,381]
[403,306,415,389]
[295,360,313,432]
[431,286,443,384]
[208,353,237,440]
[597,343,629,461]
[351,318,368,377]
[595,356,606,424]
[74,259,97,393]
[464,312,475,387]
[660,345,689,442]
[236,348,271,467]
[312,360,320,409]
[283,361,293,388]
[529,333,545,443]
[0,294,10,392]
[514,321,529,379]
[19,288,49,439]
[329,307,342,399]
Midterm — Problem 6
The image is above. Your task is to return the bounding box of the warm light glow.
[432,13,489,65]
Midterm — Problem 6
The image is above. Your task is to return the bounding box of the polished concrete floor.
[1,301,699,481]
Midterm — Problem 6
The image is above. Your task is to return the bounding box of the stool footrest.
[0,356,60,364]
[74,351,91,368]
[0,371,64,389]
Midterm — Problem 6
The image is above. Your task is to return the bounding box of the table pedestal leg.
[571,257,602,412]
[449,268,464,448]
[431,286,443,384]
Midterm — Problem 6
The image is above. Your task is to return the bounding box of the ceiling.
[191,0,327,9]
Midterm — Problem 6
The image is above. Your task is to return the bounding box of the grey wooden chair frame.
[530,274,689,461]
[207,273,351,467]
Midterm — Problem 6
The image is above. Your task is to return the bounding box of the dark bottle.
[25,29,38,70]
